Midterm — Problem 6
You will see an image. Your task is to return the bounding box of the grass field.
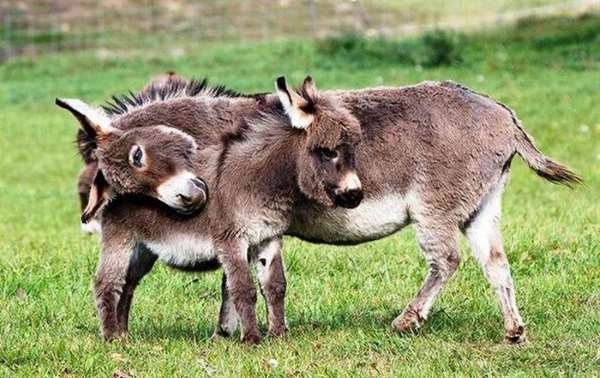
[1,15,599,377]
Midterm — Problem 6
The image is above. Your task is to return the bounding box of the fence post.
[307,0,318,38]
[354,0,372,32]
[3,11,12,61]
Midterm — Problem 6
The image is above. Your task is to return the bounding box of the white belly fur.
[290,194,412,243]
[144,234,218,267]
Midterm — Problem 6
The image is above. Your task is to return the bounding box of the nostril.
[177,193,192,204]
[191,178,205,189]
[355,191,364,202]
[348,189,364,201]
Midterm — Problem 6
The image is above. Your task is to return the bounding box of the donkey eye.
[130,146,144,168]
[318,148,338,161]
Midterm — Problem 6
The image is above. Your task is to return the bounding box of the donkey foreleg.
[115,243,157,336]
[213,273,239,338]
[393,224,460,333]
[214,237,286,339]
[218,239,261,344]
[94,238,135,341]
[255,238,287,337]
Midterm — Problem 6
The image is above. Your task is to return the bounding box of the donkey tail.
[447,81,581,187]
[511,117,581,187]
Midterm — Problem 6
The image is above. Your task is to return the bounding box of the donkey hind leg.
[465,176,526,344]
[94,239,135,341]
[115,243,158,337]
[255,238,287,337]
[393,223,461,333]
[212,273,239,338]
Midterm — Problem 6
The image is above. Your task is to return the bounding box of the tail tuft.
[529,157,582,188]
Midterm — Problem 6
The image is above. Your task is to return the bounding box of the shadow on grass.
[85,306,506,345]
[288,305,506,344]
[102,302,503,343]
[130,320,215,342]
[82,295,505,344]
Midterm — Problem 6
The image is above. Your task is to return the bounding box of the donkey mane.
[76,77,254,163]
[102,77,249,117]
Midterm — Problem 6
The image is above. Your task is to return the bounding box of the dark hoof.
[241,333,262,345]
[103,331,128,343]
[505,325,527,345]
[267,326,288,338]
[392,307,424,333]
[211,326,234,340]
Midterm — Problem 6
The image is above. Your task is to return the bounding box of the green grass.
[1,15,599,377]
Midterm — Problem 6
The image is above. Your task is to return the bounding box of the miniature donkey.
[59,75,363,343]
[59,76,579,345]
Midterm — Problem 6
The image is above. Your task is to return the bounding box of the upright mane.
[102,77,248,117]
[76,76,252,163]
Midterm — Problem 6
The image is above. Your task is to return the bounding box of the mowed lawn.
[0,16,599,377]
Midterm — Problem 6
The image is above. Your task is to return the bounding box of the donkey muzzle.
[176,177,208,213]
[157,172,208,214]
[332,188,364,209]
[330,171,363,208]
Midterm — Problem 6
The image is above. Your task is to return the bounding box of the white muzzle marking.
[339,171,362,191]
[156,171,198,209]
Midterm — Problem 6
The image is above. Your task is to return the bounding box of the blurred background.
[2,0,599,61]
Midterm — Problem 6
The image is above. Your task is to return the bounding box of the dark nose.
[333,188,364,209]
[177,177,207,209]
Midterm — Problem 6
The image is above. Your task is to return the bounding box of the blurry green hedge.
[317,29,465,68]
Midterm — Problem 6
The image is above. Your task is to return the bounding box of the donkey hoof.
[211,326,233,340]
[103,331,127,343]
[241,332,262,345]
[210,331,230,341]
[267,326,288,338]
[392,308,424,333]
[505,325,527,345]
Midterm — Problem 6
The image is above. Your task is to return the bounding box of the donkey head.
[56,98,207,222]
[276,76,363,208]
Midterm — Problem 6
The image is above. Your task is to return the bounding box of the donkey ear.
[276,76,315,130]
[81,170,111,224]
[56,98,114,139]
[301,76,317,101]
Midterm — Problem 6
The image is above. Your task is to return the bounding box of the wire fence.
[1,0,599,61]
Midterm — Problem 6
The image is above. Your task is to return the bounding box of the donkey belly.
[144,234,220,271]
[289,194,411,245]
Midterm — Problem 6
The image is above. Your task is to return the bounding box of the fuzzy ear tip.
[81,212,91,224]
[55,97,67,108]
[276,76,287,90]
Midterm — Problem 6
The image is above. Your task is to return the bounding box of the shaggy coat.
[60,78,579,345]
[60,76,363,342]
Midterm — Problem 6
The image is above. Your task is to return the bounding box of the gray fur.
[60,77,579,345]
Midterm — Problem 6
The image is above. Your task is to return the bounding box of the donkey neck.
[206,105,305,229]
